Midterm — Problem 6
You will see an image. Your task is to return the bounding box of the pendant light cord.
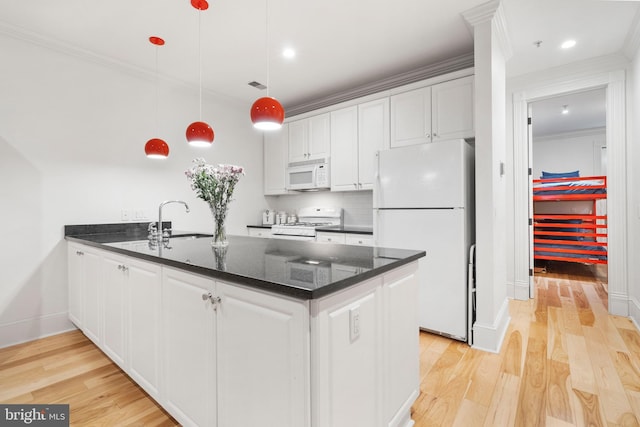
[198,10,203,120]
[265,0,270,98]
[155,45,159,134]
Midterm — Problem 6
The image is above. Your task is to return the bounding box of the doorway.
[529,88,608,291]
[511,68,627,316]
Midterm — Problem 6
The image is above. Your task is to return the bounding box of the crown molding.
[284,52,474,116]
[623,6,640,59]
[462,0,513,60]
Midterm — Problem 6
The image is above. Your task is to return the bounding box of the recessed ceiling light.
[561,40,576,49]
[562,105,569,115]
[282,47,296,59]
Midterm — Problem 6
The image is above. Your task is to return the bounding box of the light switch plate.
[121,209,131,221]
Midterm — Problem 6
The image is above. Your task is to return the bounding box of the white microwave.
[286,158,330,191]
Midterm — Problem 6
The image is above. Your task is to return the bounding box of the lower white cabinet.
[247,227,272,238]
[162,267,216,427]
[68,241,418,427]
[67,243,102,344]
[316,232,373,246]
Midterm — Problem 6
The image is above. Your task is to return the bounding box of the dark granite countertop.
[66,223,423,300]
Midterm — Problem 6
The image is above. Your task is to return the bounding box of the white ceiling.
[0,0,638,114]
[531,88,606,138]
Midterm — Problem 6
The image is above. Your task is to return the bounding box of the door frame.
[512,69,627,316]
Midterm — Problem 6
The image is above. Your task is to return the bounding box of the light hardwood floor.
[1,263,637,426]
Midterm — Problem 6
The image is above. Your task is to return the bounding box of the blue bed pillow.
[541,170,580,178]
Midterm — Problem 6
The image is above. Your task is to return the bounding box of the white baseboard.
[0,312,76,349]
[471,298,510,353]
[514,280,530,301]
[609,292,629,317]
[629,296,640,330]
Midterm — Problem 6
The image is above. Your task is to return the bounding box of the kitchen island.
[65,224,425,427]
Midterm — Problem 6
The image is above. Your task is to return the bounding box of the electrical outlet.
[350,306,360,342]
[121,209,131,221]
[135,210,145,220]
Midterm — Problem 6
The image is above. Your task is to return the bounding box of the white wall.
[264,191,373,226]
[0,34,266,347]
[532,129,606,178]
[628,48,640,326]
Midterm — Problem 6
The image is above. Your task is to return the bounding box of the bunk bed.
[532,174,607,265]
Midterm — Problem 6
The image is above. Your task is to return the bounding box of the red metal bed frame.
[532,175,607,265]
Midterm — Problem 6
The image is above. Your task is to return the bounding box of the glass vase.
[209,203,229,248]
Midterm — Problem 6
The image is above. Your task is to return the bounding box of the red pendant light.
[250,0,285,130]
[251,97,285,130]
[145,36,170,159]
[186,0,214,146]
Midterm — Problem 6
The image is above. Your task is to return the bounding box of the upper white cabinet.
[390,87,432,148]
[390,76,474,148]
[288,113,330,163]
[331,98,390,192]
[264,123,289,195]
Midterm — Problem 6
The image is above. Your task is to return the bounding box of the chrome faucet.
[157,200,190,238]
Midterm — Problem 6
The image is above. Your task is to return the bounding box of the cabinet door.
[162,268,216,427]
[431,76,474,141]
[82,248,102,345]
[264,123,289,195]
[383,265,419,427]
[128,259,162,399]
[358,98,389,189]
[308,113,331,160]
[102,254,128,368]
[288,119,308,163]
[390,87,431,148]
[330,106,359,191]
[216,281,308,427]
[315,282,382,427]
[67,244,84,328]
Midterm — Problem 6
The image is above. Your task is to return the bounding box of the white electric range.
[271,207,343,241]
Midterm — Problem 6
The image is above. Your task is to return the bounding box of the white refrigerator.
[374,139,475,342]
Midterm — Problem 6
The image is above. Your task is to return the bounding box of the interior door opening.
[528,88,609,301]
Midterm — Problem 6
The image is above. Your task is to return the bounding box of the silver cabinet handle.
[426,133,431,138]
[433,133,438,138]
[202,293,222,310]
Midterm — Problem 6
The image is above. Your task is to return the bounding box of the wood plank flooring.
[1,262,637,426]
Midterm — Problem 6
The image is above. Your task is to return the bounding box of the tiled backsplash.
[265,191,373,226]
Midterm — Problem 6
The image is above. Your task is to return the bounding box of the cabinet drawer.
[315,232,346,244]
[248,228,272,238]
[345,235,374,246]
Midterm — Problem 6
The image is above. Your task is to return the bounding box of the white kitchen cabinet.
[67,243,102,344]
[102,253,128,369]
[330,106,359,191]
[162,267,217,427]
[247,227,272,238]
[288,113,330,163]
[316,232,346,244]
[431,75,474,142]
[311,277,383,427]
[264,123,289,195]
[216,281,308,427]
[382,265,419,427]
[357,98,389,189]
[390,76,474,148]
[345,234,374,246]
[127,258,162,400]
[330,99,389,192]
[391,86,431,148]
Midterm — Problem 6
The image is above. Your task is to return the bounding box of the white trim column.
[463,0,511,353]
